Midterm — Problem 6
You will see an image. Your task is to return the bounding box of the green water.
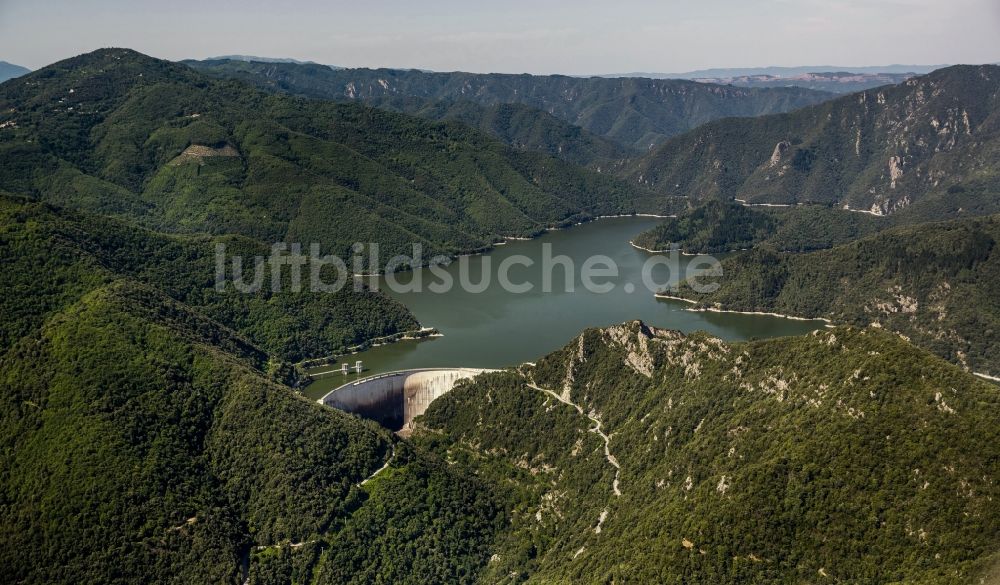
[304,217,826,399]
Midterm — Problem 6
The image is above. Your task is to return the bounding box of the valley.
[303,217,827,401]
[1,32,998,585]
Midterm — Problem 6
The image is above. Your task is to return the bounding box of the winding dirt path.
[359,444,396,487]
[526,382,621,497]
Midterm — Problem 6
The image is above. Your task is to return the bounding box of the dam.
[318,368,496,431]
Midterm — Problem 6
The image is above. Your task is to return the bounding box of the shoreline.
[672,303,996,377]
[512,213,673,242]
[735,197,889,218]
[629,240,748,256]
[629,240,672,254]
[629,241,700,256]
[655,293,835,325]
[685,306,833,324]
[654,293,697,304]
[299,326,441,371]
[353,213,670,276]
[734,198,800,208]
[590,213,675,220]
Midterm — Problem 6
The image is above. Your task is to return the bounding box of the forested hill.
[0,194,416,362]
[0,48,670,263]
[630,200,887,254]
[629,65,1000,216]
[0,275,503,584]
[185,59,833,151]
[5,47,999,585]
[416,321,1000,583]
[671,213,1000,377]
[0,50,514,582]
[187,58,633,170]
[339,97,632,171]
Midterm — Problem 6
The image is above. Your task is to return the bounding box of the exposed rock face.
[769,141,790,167]
[888,155,904,188]
[168,143,240,165]
[628,65,1000,215]
[416,322,1000,584]
[602,320,684,378]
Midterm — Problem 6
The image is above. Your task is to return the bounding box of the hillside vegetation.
[0,194,416,362]
[369,97,633,171]
[0,144,505,583]
[0,49,672,264]
[629,65,1000,218]
[671,214,1000,376]
[417,321,1000,583]
[186,59,832,151]
[633,200,889,253]
[189,59,635,170]
[0,50,555,584]
[0,278,503,584]
[4,48,1000,585]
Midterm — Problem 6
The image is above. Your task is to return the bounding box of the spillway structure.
[318,368,496,431]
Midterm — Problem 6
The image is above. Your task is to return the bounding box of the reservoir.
[303,217,826,399]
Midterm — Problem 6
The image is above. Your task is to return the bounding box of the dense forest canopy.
[416,322,1000,583]
[0,195,417,362]
[1,47,999,584]
[0,48,677,265]
[671,214,1000,376]
[631,199,889,254]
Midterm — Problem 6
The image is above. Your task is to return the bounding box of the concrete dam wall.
[319,368,495,431]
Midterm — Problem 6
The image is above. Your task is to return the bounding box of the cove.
[303,217,826,400]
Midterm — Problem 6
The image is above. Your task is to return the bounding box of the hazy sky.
[1,0,998,74]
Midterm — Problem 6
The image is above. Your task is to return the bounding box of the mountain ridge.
[185,58,834,150]
[688,71,917,94]
[415,321,1000,583]
[669,213,1000,376]
[0,60,30,83]
[629,64,1000,217]
[614,64,949,79]
[3,46,1000,585]
[0,48,670,265]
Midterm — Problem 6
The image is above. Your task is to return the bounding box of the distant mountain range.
[688,71,917,94]
[629,64,1000,217]
[608,64,950,78]
[186,59,833,150]
[600,65,967,93]
[204,54,332,66]
[0,61,30,83]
